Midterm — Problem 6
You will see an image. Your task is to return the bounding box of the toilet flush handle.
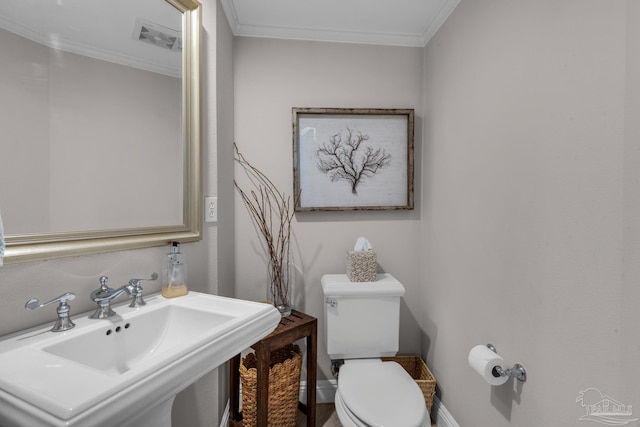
[325,297,337,308]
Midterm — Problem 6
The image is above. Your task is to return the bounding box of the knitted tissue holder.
[346,237,376,282]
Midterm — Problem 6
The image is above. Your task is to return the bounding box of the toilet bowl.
[322,274,430,427]
[334,359,429,427]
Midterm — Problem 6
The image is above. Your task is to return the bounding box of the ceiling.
[220,0,460,47]
[0,0,460,79]
[0,0,182,77]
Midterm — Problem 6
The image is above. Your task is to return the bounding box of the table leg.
[230,354,241,421]
[256,345,270,427]
[306,323,317,427]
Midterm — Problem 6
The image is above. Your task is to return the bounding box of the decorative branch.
[234,143,300,309]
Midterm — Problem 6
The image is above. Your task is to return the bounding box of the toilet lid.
[338,360,426,427]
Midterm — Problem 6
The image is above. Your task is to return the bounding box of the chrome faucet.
[89,276,126,319]
[89,273,157,319]
[25,292,76,332]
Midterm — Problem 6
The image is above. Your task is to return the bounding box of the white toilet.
[322,274,429,427]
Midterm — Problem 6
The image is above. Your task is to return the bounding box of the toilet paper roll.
[468,345,508,386]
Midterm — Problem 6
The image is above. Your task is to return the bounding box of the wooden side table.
[230,310,317,427]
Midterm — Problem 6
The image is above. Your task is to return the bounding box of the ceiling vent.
[132,18,181,52]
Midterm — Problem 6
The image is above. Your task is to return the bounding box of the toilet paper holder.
[486,344,527,382]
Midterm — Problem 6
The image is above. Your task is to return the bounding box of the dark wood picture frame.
[293,107,414,211]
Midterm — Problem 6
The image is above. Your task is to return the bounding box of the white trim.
[419,0,461,45]
[219,0,240,35]
[232,25,425,47]
[219,0,459,47]
[299,379,338,404]
[431,395,460,427]
[219,400,230,427]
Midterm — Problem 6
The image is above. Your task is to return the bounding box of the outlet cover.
[205,196,217,222]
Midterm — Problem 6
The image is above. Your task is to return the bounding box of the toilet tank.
[322,274,405,360]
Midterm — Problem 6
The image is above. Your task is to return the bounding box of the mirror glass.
[0,0,202,263]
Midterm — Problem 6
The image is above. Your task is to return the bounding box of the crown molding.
[420,0,460,45]
[220,0,459,47]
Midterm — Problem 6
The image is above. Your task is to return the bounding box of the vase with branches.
[234,144,300,317]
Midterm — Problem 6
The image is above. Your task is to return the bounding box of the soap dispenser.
[162,241,188,298]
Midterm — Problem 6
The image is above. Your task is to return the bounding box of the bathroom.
[1,0,639,426]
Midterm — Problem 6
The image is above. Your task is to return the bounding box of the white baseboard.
[223,380,459,427]
[219,400,230,427]
[299,379,338,404]
[431,395,459,427]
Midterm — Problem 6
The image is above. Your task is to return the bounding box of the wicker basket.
[240,344,302,427]
[381,355,436,413]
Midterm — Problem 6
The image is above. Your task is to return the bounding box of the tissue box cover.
[346,250,377,282]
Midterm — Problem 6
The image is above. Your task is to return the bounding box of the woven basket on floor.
[381,355,436,413]
[240,344,302,427]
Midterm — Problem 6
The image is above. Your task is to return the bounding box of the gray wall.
[422,0,638,425]
[232,37,426,382]
[172,0,235,425]
[622,0,640,413]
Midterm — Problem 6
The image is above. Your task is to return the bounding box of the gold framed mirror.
[1,0,202,264]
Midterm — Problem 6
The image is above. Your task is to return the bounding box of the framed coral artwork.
[292,107,414,211]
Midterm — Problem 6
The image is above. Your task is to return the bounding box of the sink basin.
[43,304,234,375]
[0,292,281,427]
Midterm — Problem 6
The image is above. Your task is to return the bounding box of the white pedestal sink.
[0,292,281,427]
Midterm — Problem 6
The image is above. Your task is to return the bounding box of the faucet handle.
[127,272,158,308]
[25,292,76,332]
[25,292,76,310]
[128,272,159,287]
